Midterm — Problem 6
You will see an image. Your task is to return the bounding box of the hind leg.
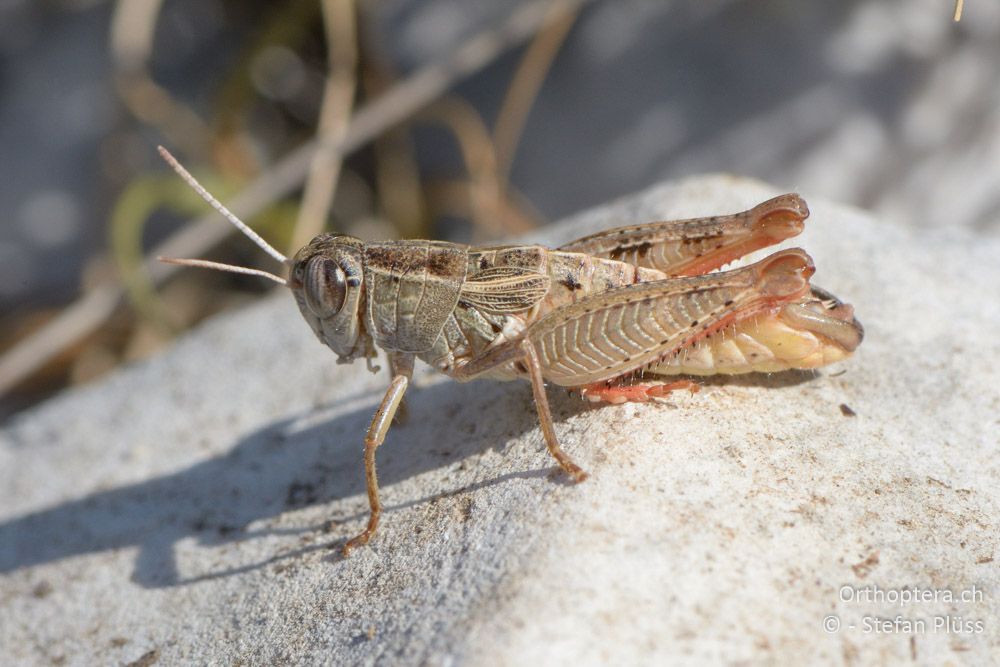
[577,379,700,404]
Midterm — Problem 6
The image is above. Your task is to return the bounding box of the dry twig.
[288,0,359,253]
[422,97,537,237]
[0,0,590,398]
[494,0,579,185]
[110,0,210,157]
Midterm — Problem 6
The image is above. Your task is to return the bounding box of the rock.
[1,175,998,665]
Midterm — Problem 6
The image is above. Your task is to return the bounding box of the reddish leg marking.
[578,379,700,405]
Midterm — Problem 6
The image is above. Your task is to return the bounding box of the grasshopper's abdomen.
[651,312,852,375]
[650,288,863,376]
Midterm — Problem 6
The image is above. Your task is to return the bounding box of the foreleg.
[342,367,411,556]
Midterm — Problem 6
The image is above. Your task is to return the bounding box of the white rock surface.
[2,176,998,665]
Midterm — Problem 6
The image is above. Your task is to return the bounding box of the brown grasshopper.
[157,147,862,554]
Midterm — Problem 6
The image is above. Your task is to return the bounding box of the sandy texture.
[2,176,998,665]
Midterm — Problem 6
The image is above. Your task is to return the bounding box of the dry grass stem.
[110,0,210,156]
[289,0,359,253]
[494,0,578,185]
[0,0,587,398]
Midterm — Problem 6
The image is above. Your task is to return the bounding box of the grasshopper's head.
[288,234,374,363]
[154,146,376,366]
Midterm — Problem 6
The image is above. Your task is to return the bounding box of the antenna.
[158,257,287,285]
[157,146,288,264]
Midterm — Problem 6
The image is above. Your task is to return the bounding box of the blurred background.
[0,0,995,420]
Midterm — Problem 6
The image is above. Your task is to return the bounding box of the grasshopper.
[158,147,862,554]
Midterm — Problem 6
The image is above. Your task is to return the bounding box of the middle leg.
[521,339,588,482]
[342,369,411,556]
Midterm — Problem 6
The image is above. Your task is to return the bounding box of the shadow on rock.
[0,378,591,588]
[0,370,817,588]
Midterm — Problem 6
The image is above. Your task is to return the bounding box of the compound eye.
[303,257,347,318]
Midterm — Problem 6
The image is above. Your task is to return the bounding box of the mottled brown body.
[280,194,863,554]
[424,245,665,380]
[156,150,862,558]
